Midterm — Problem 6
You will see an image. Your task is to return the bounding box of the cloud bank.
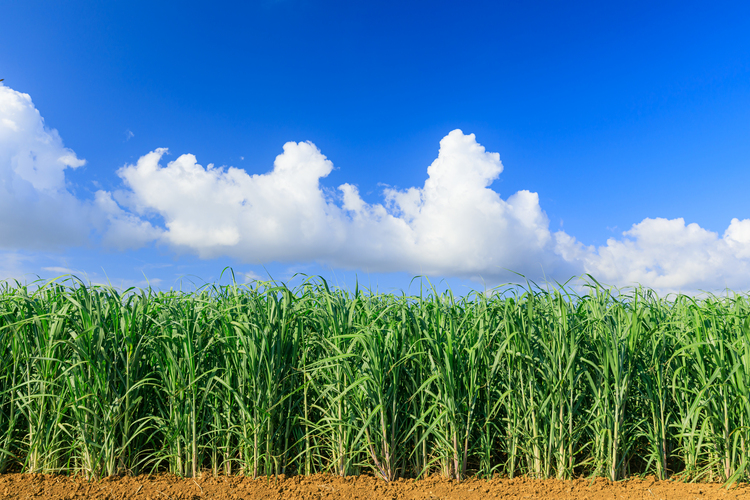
[103,131,574,281]
[3,83,750,292]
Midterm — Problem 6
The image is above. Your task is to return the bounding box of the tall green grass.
[1,274,749,483]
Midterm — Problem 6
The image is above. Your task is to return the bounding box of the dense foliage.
[1,275,749,483]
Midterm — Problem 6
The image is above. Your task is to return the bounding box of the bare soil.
[1,473,749,500]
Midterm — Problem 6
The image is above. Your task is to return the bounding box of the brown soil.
[1,473,748,500]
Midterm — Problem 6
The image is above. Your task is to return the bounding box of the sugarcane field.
[1,277,750,498]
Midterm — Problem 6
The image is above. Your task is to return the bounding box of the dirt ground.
[1,472,749,500]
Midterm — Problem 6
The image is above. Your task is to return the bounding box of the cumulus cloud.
[96,129,750,291]
[336,130,575,278]
[5,81,750,292]
[105,144,347,260]
[99,130,576,281]
[0,84,90,249]
[556,217,750,292]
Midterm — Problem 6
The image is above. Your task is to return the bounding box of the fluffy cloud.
[98,129,750,291]
[106,143,347,260]
[336,130,574,278]
[0,85,90,249]
[100,130,574,281]
[5,82,750,292]
[557,217,750,292]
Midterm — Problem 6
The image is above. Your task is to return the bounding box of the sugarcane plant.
[0,272,748,485]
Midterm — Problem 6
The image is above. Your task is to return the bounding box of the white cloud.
[0,85,90,250]
[97,129,750,291]
[5,82,750,292]
[336,130,574,278]
[556,217,750,292]
[104,143,347,260]
[100,130,576,281]
[99,129,750,292]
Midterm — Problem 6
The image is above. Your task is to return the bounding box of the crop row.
[0,275,749,483]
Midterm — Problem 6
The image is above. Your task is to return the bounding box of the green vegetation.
[1,273,749,484]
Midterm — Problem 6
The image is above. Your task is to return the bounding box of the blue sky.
[1,0,750,293]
